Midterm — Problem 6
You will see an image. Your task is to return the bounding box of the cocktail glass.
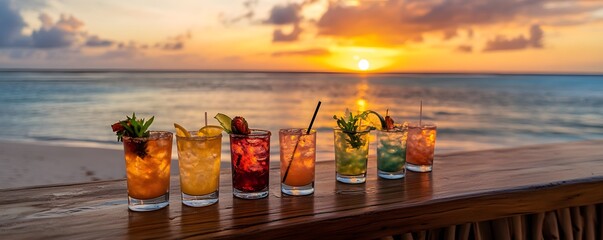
[122,131,172,211]
[279,128,316,196]
[406,123,437,172]
[176,131,221,207]
[377,126,408,179]
[334,128,370,184]
[229,129,271,199]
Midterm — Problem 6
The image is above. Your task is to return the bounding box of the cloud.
[86,35,114,47]
[273,24,302,42]
[456,45,472,53]
[31,14,85,48]
[264,3,306,43]
[154,31,192,51]
[265,3,302,25]
[0,0,29,47]
[225,0,318,43]
[0,2,88,49]
[443,29,457,40]
[101,48,141,59]
[529,25,544,48]
[272,48,330,57]
[316,2,422,45]
[484,25,543,52]
[313,0,600,46]
[12,0,47,10]
[219,0,258,25]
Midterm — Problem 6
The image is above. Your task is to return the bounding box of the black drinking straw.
[282,101,321,183]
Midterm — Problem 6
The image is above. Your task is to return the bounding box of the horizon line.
[0,68,602,76]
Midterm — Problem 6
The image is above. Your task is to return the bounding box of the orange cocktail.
[123,131,172,211]
[279,128,316,196]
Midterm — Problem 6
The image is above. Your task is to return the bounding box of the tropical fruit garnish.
[174,123,192,137]
[362,110,388,130]
[384,115,395,130]
[198,125,223,137]
[214,113,233,134]
[215,113,251,135]
[231,116,251,134]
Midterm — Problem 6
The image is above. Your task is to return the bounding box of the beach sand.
[0,141,124,189]
[0,141,182,189]
[0,141,240,190]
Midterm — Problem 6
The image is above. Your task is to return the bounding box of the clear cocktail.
[279,128,316,196]
[334,128,370,184]
[377,127,407,179]
[230,129,271,199]
[123,131,172,211]
[406,123,437,172]
[176,129,221,207]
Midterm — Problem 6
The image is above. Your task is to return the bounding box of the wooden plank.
[1,140,603,239]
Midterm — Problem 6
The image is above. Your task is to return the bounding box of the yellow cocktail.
[175,124,222,207]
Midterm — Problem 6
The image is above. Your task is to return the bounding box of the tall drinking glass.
[176,131,221,207]
[122,131,172,211]
[334,128,370,184]
[229,129,271,199]
[406,123,437,172]
[377,126,408,179]
[279,129,316,196]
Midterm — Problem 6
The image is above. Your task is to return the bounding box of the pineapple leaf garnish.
[111,113,155,158]
[111,113,155,142]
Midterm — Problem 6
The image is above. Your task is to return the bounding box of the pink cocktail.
[406,123,437,172]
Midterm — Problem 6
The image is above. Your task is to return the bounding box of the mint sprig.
[333,110,370,148]
[333,109,387,148]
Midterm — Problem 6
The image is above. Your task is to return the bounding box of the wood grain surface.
[1,140,603,239]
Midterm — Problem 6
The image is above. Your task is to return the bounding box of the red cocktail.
[230,129,271,199]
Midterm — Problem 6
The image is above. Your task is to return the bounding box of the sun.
[358,59,370,71]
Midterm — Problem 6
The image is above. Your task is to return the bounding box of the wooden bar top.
[1,140,603,239]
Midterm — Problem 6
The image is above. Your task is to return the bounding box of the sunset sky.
[1,0,602,73]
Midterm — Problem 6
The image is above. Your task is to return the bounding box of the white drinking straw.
[419,100,423,127]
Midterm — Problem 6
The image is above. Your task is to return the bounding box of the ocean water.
[1,71,602,161]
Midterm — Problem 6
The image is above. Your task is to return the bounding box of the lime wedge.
[362,110,386,130]
[198,125,223,137]
[214,113,232,134]
[174,123,191,137]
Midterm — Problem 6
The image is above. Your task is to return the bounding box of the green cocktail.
[334,128,370,184]
[376,127,407,179]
